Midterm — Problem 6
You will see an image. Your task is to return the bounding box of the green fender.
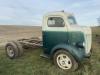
[50,44,86,62]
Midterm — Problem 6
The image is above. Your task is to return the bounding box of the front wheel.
[53,50,78,71]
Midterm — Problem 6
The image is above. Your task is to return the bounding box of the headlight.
[83,42,85,47]
[76,42,85,48]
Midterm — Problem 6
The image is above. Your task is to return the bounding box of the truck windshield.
[68,16,77,25]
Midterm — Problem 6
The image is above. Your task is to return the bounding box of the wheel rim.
[57,54,72,70]
[7,46,14,57]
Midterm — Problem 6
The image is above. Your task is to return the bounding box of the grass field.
[0,26,100,75]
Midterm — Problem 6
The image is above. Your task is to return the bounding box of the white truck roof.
[44,11,73,17]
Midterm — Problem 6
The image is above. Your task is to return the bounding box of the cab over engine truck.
[5,11,92,71]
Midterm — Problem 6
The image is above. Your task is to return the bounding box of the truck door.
[43,16,68,54]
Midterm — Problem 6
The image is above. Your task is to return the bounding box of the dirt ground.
[0,25,42,46]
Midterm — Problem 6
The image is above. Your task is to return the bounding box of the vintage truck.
[5,11,92,71]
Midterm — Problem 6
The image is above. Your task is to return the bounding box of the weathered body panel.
[43,31,85,58]
[50,44,86,61]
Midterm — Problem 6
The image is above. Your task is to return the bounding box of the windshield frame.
[67,16,77,25]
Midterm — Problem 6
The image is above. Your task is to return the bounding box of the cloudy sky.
[0,0,100,26]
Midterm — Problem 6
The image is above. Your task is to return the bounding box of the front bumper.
[84,53,91,59]
[84,48,92,58]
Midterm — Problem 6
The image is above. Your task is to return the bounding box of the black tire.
[53,49,78,71]
[13,41,24,57]
[5,41,23,59]
[5,41,19,59]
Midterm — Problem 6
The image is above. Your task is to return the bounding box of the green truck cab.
[42,11,92,70]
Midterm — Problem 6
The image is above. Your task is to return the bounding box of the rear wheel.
[5,41,23,59]
[53,50,78,71]
[13,41,24,56]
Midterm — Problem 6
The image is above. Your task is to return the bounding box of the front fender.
[50,44,86,62]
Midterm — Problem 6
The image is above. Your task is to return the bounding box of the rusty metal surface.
[18,37,43,47]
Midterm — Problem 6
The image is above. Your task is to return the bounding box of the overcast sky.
[0,0,100,26]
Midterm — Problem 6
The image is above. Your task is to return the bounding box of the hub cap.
[57,54,72,70]
[7,46,14,57]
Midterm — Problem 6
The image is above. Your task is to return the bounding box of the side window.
[47,17,65,27]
